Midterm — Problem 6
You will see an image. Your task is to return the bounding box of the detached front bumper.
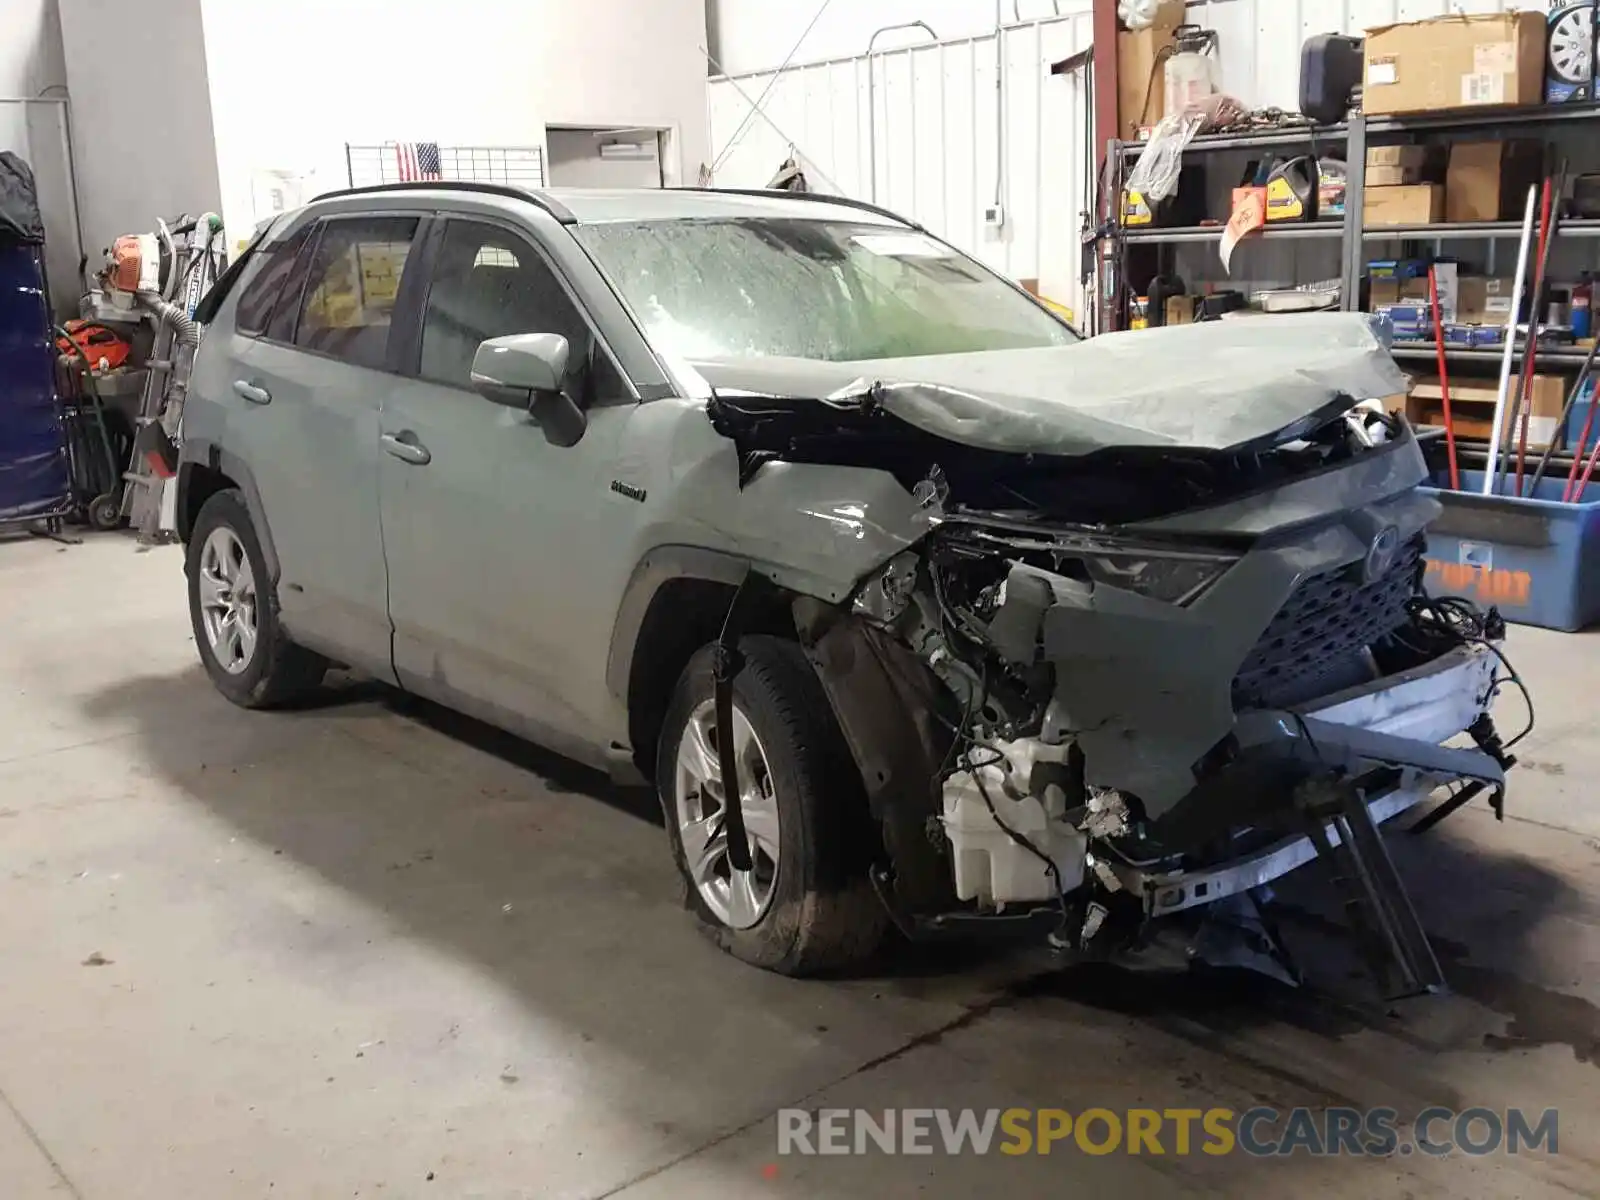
[1110,644,1501,920]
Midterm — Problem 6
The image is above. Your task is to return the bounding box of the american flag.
[394,142,443,181]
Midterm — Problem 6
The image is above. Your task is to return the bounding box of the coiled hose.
[139,294,201,348]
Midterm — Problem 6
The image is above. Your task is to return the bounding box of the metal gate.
[344,143,547,190]
[706,9,1097,322]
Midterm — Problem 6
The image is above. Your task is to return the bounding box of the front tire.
[657,636,888,975]
[186,488,326,708]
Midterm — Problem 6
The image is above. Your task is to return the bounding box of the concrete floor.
[1,532,1597,1199]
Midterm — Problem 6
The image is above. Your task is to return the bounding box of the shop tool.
[1526,334,1600,496]
[1504,173,1562,497]
[1483,186,1541,497]
[1427,266,1461,491]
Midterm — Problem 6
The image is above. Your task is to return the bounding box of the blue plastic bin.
[1420,470,1600,631]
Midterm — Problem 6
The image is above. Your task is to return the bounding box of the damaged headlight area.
[1081,554,1231,605]
[954,522,1241,607]
[808,508,1521,1003]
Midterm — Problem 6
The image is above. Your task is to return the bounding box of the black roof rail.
[308,180,576,223]
[672,187,922,230]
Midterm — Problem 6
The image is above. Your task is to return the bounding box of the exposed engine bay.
[703,325,1528,1001]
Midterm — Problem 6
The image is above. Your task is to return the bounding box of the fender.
[177,437,282,584]
[604,544,751,705]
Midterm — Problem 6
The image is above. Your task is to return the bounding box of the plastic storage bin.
[1420,470,1600,631]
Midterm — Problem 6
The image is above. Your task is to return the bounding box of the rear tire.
[186,488,327,708]
[657,636,888,975]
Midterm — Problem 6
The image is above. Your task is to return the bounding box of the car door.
[228,213,426,678]
[376,214,640,754]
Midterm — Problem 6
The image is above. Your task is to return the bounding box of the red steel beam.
[1092,0,1119,176]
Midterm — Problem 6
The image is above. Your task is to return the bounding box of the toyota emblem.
[1363,526,1401,583]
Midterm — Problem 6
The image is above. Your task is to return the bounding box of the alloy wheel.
[674,697,781,929]
[197,526,259,675]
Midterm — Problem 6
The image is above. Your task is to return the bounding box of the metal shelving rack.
[1105,101,1600,338]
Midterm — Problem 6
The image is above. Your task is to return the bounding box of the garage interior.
[3,1,1600,1197]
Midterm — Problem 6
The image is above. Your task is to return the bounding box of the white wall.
[708,10,1096,319]
[58,0,224,263]
[709,0,1075,75]
[0,0,65,96]
[2,0,79,310]
[199,0,708,253]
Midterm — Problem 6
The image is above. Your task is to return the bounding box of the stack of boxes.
[1363,141,1542,228]
[1364,146,1443,226]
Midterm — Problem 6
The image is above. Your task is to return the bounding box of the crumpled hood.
[692,312,1408,457]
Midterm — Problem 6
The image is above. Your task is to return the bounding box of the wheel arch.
[177,438,280,583]
[607,547,799,779]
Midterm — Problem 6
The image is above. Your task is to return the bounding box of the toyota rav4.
[178,183,1519,996]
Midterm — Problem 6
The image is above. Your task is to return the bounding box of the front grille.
[1232,534,1425,710]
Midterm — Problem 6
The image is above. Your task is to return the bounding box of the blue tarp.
[0,239,71,522]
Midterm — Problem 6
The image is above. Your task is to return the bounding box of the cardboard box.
[1370,276,1433,309]
[1446,141,1543,222]
[1367,145,1432,170]
[1164,295,1198,326]
[1362,12,1546,116]
[1116,1,1184,139]
[1365,145,1445,187]
[1456,276,1518,325]
[1365,184,1445,226]
[1367,164,1425,187]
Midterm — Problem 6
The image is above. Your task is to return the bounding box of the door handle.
[232,380,271,405]
[381,431,432,466]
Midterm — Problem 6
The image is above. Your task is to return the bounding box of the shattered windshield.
[575,217,1077,362]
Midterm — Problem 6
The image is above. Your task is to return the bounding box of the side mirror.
[470,333,587,447]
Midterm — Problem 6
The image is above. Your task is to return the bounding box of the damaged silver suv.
[179,183,1518,997]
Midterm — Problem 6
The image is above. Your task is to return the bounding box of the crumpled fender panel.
[638,402,936,604]
[794,598,956,913]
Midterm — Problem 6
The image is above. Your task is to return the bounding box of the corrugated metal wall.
[706,9,1097,320]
